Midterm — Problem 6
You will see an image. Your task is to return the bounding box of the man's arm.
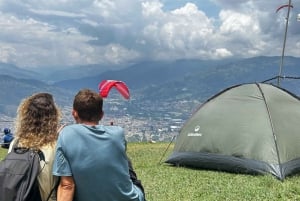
[57,176,75,201]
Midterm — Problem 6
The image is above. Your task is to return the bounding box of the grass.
[2,143,300,200]
[127,143,300,201]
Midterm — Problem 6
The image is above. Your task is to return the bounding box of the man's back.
[53,124,141,201]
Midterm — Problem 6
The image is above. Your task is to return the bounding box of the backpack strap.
[45,178,60,201]
[37,150,45,162]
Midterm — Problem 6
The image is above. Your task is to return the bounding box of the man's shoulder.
[61,124,83,131]
[58,124,81,139]
[60,124,124,137]
[103,125,124,133]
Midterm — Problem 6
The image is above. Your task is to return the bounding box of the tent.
[166,83,300,180]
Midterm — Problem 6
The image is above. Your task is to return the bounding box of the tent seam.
[256,83,283,180]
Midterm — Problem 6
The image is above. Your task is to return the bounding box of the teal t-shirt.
[52,124,142,201]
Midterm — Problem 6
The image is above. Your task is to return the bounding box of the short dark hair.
[73,89,103,122]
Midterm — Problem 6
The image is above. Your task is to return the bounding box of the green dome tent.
[166,83,300,180]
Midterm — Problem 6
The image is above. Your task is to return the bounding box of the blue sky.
[0,0,299,69]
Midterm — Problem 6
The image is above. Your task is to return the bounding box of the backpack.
[0,146,45,201]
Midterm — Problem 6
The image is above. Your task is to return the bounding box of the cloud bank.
[0,0,299,68]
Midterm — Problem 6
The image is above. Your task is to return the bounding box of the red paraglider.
[98,80,130,99]
[276,4,293,13]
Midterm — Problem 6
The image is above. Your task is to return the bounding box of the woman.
[9,92,62,201]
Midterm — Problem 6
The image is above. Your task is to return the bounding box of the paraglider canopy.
[98,80,130,99]
[276,4,293,13]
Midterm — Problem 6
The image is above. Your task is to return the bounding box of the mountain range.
[1,56,300,117]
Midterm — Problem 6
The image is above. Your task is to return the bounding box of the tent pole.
[257,83,284,180]
[158,135,176,165]
[277,0,292,86]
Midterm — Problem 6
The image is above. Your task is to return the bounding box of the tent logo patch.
[187,125,202,137]
[194,125,200,132]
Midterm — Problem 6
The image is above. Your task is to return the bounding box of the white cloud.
[0,0,299,68]
[29,9,85,18]
[219,10,260,35]
[142,1,165,18]
[0,45,17,64]
[213,48,232,58]
[102,44,140,64]
[141,3,215,60]
[216,10,267,57]
[0,13,96,67]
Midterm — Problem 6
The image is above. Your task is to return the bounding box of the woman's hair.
[73,89,103,122]
[14,92,62,149]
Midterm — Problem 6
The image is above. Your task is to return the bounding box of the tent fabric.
[166,83,300,180]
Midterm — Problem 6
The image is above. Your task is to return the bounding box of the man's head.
[72,89,103,123]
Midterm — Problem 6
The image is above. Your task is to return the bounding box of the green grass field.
[2,143,300,201]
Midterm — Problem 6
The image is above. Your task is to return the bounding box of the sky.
[0,0,299,69]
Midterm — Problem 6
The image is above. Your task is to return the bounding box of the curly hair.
[14,92,62,149]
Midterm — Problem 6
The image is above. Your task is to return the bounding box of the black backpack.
[0,146,45,201]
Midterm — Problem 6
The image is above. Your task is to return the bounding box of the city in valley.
[0,97,201,143]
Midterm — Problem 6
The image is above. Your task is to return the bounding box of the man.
[1,128,14,149]
[53,89,145,201]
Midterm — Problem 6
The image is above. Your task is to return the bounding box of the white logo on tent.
[194,125,200,132]
[187,125,202,137]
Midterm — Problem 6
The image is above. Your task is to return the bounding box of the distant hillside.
[140,56,300,102]
[0,62,41,80]
[53,59,235,92]
[1,56,300,117]
[0,75,74,115]
[53,56,300,102]
[40,64,125,82]
[0,62,125,83]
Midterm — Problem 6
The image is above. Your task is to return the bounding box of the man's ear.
[72,109,80,123]
[72,109,78,118]
[100,111,104,120]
